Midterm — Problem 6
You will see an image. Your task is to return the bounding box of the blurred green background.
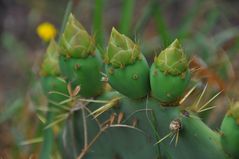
[0,0,239,158]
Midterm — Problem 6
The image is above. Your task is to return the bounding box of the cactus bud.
[150,39,190,105]
[106,27,140,67]
[59,14,103,97]
[40,39,60,77]
[59,14,95,58]
[40,40,68,102]
[221,102,239,158]
[105,28,150,99]
[155,39,188,75]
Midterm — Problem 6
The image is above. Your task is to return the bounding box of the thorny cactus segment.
[220,102,239,159]
[106,27,141,68]
[106,56,150,99]
[150,67,191,105]
[59,52,103,97]
[58,13,103,97]
[150,39,190,105]
[105,28,150,98]
[40,39,61,77]
[155,39,188,76]
[59,14,95,58]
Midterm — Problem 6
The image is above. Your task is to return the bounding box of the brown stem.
[76,126,108,159]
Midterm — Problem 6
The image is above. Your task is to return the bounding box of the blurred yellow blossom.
[37,22,57,42]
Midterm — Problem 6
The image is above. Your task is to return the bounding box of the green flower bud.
[155,39,188,75]
[221,102,239,158]
[150,39,190,105]
[106,28,150,99]
[106,27,140,68]
[59,14,95,58]
[40,39,61,77]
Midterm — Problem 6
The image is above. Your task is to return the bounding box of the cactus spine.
[105,28,150,99]
[59,14,103,97]
[150,39,191,105]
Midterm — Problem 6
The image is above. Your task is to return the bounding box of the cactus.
[150,39,191,105]
[38,14,239,159]
[221,102,239,159]
[105,28,150,99]
[59,14,103,98]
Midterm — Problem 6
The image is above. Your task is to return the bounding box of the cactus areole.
[105,28,150,99]
[58,14,103,97]
[150,39,190,105]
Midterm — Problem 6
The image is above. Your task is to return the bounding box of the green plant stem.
[119,0,135,35]
[134,0,158,37]
[93,0,104,47]
[177,0,203,39]
[153,1,171,47]
[39,110,54,159]
[58,0,73,42]
[201,8,219,34]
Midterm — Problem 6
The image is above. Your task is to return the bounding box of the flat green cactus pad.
[58,93,227,159]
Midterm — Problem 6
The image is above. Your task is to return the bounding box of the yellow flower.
[36,22,57,42]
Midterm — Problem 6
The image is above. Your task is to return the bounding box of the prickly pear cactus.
[38,14,238,159]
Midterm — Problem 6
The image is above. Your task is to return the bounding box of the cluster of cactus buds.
[38,13,239,159]
[105,29,191,104]
[40,14,191,105]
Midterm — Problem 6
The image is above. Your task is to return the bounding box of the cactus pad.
[105,28,150,99]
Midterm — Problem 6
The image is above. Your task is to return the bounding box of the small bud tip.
[168,38,181,50]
